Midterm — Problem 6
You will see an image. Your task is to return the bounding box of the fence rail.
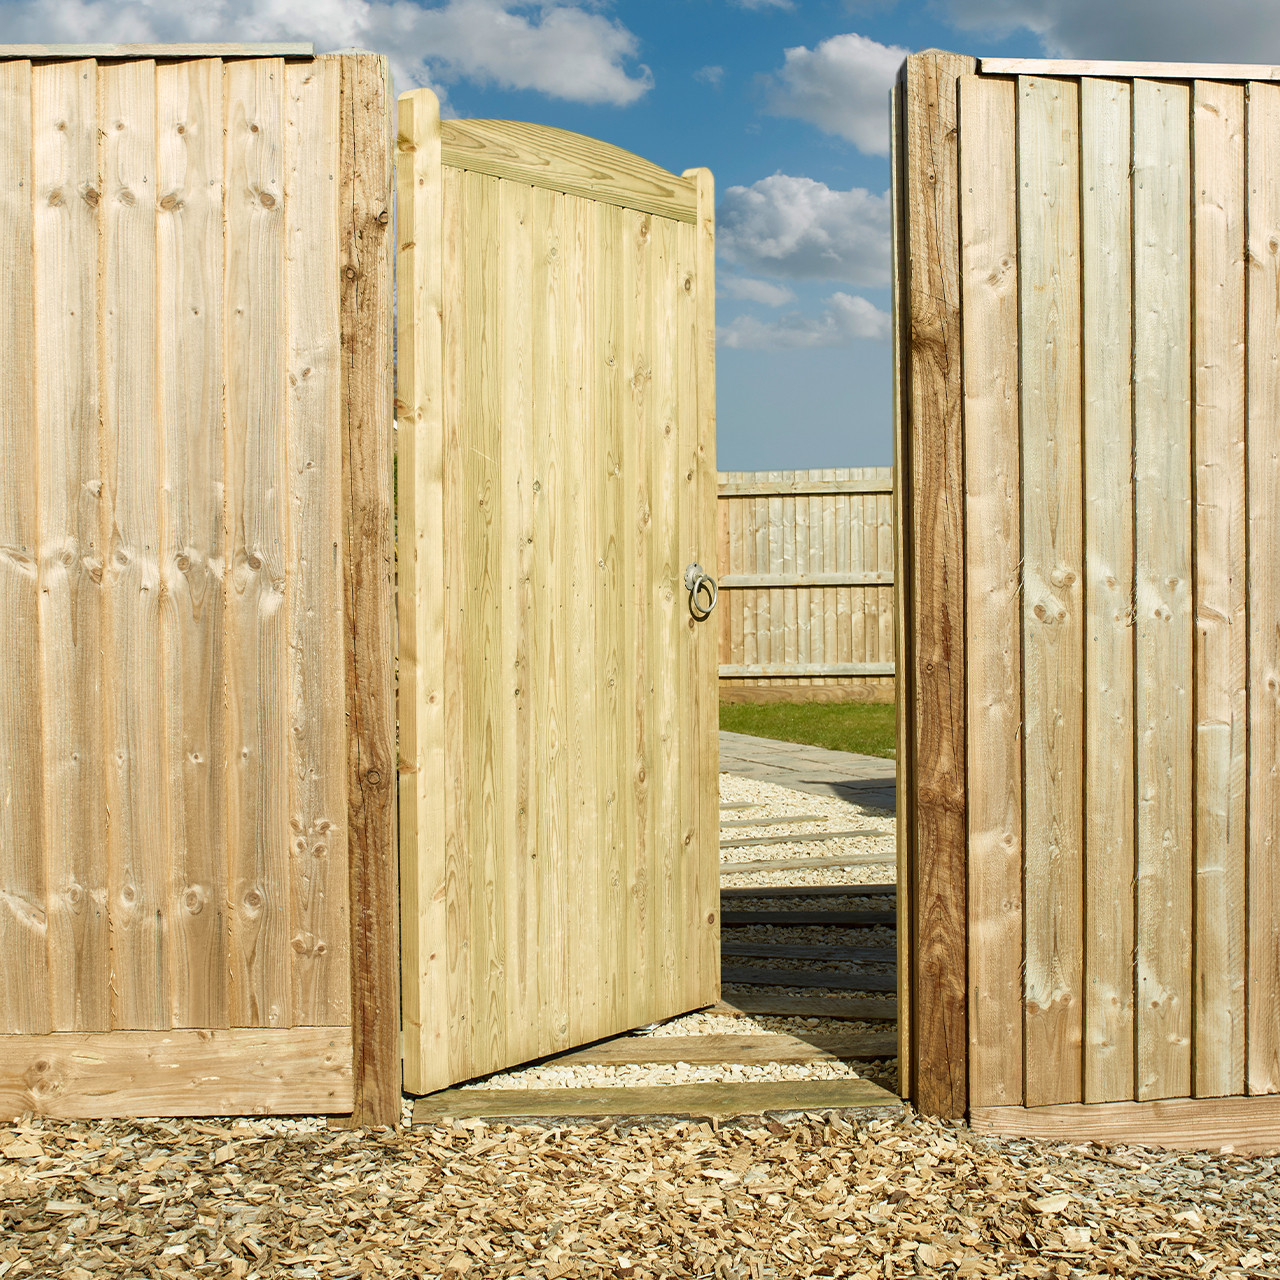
[716,468,894,702]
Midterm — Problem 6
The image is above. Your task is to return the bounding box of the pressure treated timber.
[284,56,348,1030]
[721,941,897,963]
[0,50,392,1120]
[413,1079,902,1125]
[157,57,230,1032]
[102,57,168,1031]
[1132,77,1193,1103]
[1080,75,1136,1106]
[901,53,1280,1129]
[1018,72,1085,1108]
[223,55,290,1033]
[1247,81,1280,1096]
[32,57,109,1034]
[718,479,893,498]
[721,966,897,994]
[898,49,974,1119]
[0,58,46,1035]
[546,1032,898,1066]
[0,1029,353,1119]
[440,119,697,223]
[397,89,449,1094]
[711,995,897,1022]
[719,663,893,678]
[0,43,315,58]
[1191,79,1247,1099]
[720,828,888,849]
[720,884,896,900]
[720,909,895,927]
[398,111,719,1094]
[970,1097,1280,1155]
[959,72,1023,1110]
[890,78,912,1091]
[716,467,895,697]
[720,853,894,876]
[981,58,1280,80]
[337,53,398,1126]
[719,572,893,589]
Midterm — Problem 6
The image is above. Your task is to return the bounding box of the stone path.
[718,730,896,813]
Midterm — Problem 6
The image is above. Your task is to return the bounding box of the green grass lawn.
[719,700,896,759]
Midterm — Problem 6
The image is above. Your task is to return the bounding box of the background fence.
[716,468,894,703]
[896,49,1280,1151]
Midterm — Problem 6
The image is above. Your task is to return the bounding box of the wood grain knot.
[259,191,277,209]
[367,769,382,787]
[82,187,100,207]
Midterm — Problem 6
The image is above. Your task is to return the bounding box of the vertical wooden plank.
[336,53,398,1123]
[901,51,974,1117]
[685,166,719,1007]
[623,207,653,1030]
[531,183,570,1052]
[960,73,1023,1110]
[440,162,473,1086]
[1080,76,1137,1103]
[1133,78,1193,1103]
[1191,79,1246,1099]
[224,58,290,1032]
[565,191,604,1042]
[1247,80,1280,1097]
[32,58,108,1032]
[284,59,348,1027]
[101,59,167,1031]
[647,213,681,1018]
[822,470,838,684]
[395,88,447,1093]
[0,59,49,1034]
[463,169,506,1075]
[498,176,535,1068]
[595,198,629,1030]
[1018,73,1084,1107]
[156,58,228,1029]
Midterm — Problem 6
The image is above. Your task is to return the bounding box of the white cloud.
[717,173,890,286]
[764,32,907,155]
[719,277,796,307]
[0,0,652,107]
[936,0,1280,62]
[694,64,725,88]
[734,0,794,9]
[719,292,890,348]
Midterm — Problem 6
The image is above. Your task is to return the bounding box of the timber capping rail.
[897,47,1280,1149]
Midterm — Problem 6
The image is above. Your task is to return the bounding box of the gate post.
[893,50,974,1119]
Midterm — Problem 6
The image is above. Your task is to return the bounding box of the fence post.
[895,49,975,1119]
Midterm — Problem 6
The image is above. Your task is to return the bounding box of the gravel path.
[459,771,897,1095]
[4,1109,1279,1278]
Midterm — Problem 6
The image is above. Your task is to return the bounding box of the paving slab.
[719,730,897,812]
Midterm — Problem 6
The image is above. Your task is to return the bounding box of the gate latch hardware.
[684,562,718,621]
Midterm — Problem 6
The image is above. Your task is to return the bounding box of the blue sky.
[11,0,1276,468]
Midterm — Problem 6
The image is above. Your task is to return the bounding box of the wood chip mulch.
[4,1109,1280,1279]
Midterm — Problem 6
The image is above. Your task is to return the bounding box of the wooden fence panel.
[0,51,396,1123]
[717,467,894,703]
[900,50,1280,1143]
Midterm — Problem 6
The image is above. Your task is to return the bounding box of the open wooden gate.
[397,90,720,1094]
[0,47,397,1125]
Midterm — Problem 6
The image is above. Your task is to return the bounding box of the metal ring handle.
[684,562,718,621]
